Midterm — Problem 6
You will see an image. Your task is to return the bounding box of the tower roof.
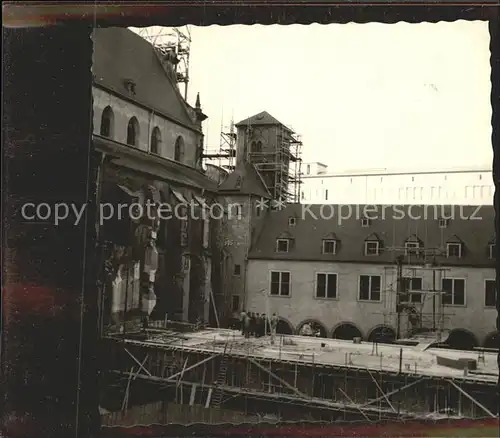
[235,111,292,131]
[218,161,272,199]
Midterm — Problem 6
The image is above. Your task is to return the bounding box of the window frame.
[489,243,495,260]
[126,116,140,146]
[405,241,420,255]
[358,275,382,302]
[446,242,462,258]
[401,276,423,303]
[315,272,338,300]
[322,239,337,255]
[441,277,466,307]
[364,241,380,256]
[269,271,291,297]
[276,238,290,253]
[484,279,496,308]
[150,126,162,155]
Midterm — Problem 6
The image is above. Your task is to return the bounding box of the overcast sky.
[135,22,493,172]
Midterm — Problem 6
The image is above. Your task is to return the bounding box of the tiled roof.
[235,111,291,130]
[92,27,197,130]
[248,204,495,267]
[218,161,272,199]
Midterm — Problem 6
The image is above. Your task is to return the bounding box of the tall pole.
[432,264,436,331]
[395,255,404,339]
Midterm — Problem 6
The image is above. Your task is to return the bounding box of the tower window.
[234,264,241,275]
[174,136,184,162]
[126,117,139,146]
[150,127,161,154]
[100,106,114,138]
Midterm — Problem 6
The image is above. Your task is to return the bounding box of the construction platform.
[102,327,499,422]
[110,328,498,384]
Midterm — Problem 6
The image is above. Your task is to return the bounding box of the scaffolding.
[131,26,192,100]
[380,246,454,344]
[249,124,303,203]
[202,118,237,171]
[101,326,499,425]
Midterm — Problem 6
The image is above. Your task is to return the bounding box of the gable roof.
[248,204,495,267]
[218,161,272,198]
[235,111,291,131]
[92,27,197,130]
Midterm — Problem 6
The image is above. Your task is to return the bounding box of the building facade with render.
[243,204,497,349]
[301,163,494,205]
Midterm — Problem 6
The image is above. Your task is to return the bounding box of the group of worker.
[239,311,279,343]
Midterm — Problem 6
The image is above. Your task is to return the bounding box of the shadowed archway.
[276,318,294,335]
[296,319,328,338]
[332,322,363,341]
[367,325,397,344]
[446,328,479,351]
[483,331,498,349]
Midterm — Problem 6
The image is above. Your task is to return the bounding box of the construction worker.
[270,313,278,345]
[240,310,247,335]
[243,312,251,339]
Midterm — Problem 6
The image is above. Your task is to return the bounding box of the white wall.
[301,171,494,205]
[92,86,200,168]
[246,259,496,344]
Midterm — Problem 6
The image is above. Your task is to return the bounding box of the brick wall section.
[246,259,497,344]
[93,86,199,167]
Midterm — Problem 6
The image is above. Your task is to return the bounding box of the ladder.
[210,337,233,409]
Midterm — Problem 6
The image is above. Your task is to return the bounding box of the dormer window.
[404,241,421,256]
[438,218,449,228]
[361,218,371,227]
[288,217,296,227]
[322,239,337,255]
[276,239,290,253]
[489,243,496,260]
[365,241,380,256]
[447,243,462,258]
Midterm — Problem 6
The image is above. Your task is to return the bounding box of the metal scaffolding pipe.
[447,379,497,419]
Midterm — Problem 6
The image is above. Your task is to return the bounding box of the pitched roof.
[218,161,272,198]
[248,204,495,267]
[92,27,197,130]
[235,111,291,130]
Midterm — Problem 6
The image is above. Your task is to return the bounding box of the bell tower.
[234,111,303,203]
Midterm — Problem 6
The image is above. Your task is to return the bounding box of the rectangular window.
[316,273,338,299]
[401,277,423,303]
[270,271,291,296]
[447,243,462,258]
[489,244,495,260]
[359,275,381,301]
[276,239,290,253]
[325,189,329,201]
[365,241,380,256]
[322,240,337,254]
[405,241,420,255]
[234,264,241,276]
[442,278,465,306]
[485,280,496,307]
[232,295,240,312]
